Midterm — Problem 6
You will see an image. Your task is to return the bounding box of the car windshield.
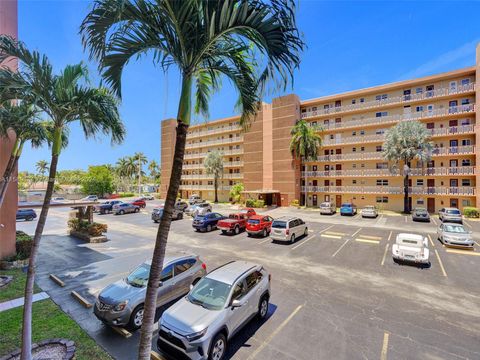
[154,208,163,215]
[228,214,237,219]
[364,206,375,210]
[446,209,461,215]
[196,215,205,220]
[342,204,352,208]
[272,220,286,229]
[248,219,260,224]
[320,203,330,208]
[444,225,467,233]
[415,208,427,214]
[126,263,150,287]
[187,277,232,310]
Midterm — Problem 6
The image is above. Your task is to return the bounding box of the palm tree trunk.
[137,75,191,360]
[403,174,409,214]
[214,176,218,203]
[304,160,308,207]
[0,138,20,208]
[21,146,59,360]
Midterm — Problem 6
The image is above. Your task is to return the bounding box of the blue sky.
[18,0,480,172]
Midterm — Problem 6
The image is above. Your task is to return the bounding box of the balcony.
[318,104,475,132]
[429,124,474,137]
[301,186,475,196]
[185,136,244,149]
[184,148,243,160]
[183,161,244,169]
[310,146,476,163]
[181,173,243,180]
[179,185,232,191]
[302,166,476,178]
[301,83,476,119]
[187,125,242,139]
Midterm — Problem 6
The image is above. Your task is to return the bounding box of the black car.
[96,200,123,214]
[16,209,37,221]
[412,207,430,222]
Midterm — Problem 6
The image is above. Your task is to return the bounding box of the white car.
[361,205,378,218]
[270,216,308,243]
[81,195,98,202]
[392,233,429,264]
[319,202,336,215]
[185,203,212,217]
[142,193,155,200]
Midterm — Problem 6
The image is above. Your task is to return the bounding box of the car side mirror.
[231,299,243,308]
[158,281,164,287]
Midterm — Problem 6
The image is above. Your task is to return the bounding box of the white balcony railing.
[185,136,244,149]
[179,185,232,191]
[301,186,476,196]
[184,148,243,160]
[317,105,475,131]
[187,125,242,139]
[181,173,243,180]
[302,166,476,178]
[182,161,244,169]
[301,83,476,119]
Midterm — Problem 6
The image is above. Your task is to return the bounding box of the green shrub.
[245,199,255,207]
[463,207,479,218]
[68,219,107,236]
[254,199,265,208]
[15,231,33,260]
[290,199,300,207]
[119,192,135,198]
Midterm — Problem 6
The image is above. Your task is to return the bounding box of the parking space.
[17,203,480,360]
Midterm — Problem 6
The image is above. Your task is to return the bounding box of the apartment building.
[160,44,480,212]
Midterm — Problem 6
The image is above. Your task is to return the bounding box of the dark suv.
[16,209,37,221]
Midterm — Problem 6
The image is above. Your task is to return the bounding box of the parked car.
[130,198,146,208]
[175,200,189,211]
[361,205,378,218]
[94,254,206,330]
[113,203,140,215]
[106,194,120,199]
[217,213,248,235]
[192,212,226,232]
[188,194,202,205]
[392,233,429,264]
[141,193,155,200]
[246,215,274,237]
[239,208,256,218]
[96,200,123,214]
[412,207,430,222]
[270,216,308,243]
[51,197,67,203]
[81,195,98,202]
[340,203,357,216]
[437,223,474,248]
[439,207,463,223]
[157,261,270,360]
[152,207,183,222]
[16,209,37,221]
[185,202,212,217]
[319,202,336,215]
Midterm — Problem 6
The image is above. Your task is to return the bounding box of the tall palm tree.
[383,120,433,213]
[81,1,304,357]
[0,102,46,208]
[204,150,224,203]
[290,119,323,206]
[133,152,148,194]
[148,159,160,186]
[35,160,49,179]
[0,35,125,360]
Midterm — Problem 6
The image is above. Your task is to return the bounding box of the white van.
[319,202,336,215]
[392,233,429,264]
[270,216,308,243]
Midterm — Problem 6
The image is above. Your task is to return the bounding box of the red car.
[239,208,256,218]
[217,213,248,235]
[130,198,146,208]
[246,215,274,237]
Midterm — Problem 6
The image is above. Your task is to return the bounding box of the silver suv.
[94,254,206,330]
[185,202,212,217]
[439,207,463,223]
[158,261,271,360]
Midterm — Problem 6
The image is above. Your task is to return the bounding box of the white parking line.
[431,217,438,225]
[427,234,435,247]
[292,235,317,250]
[434,249,448,277]
[259,237,272,244]
[381,244,389,266]
[380,332,390,360]
[332,238,350,258]
[351,228,362,237]
[387,231,393,242]
[464,220,472,229]
[404,215,408,223]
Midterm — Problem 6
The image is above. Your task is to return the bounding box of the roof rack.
[209,260,236,274]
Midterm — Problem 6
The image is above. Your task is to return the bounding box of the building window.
[352,99,356,104]
[376,162,388,169]
[376,129,385,135]
[376,145,383,152]
[360,98,365,103]
[416,106,423,112]
[360,130,365,135]
[375,94,388,101]
[461,98,470,105]
[416,87,423,94]
[376,196,388,203]
[461,79,470,86]
[375,111,388,117]
[352,164,357,168]
[460,119,471,126]
[462,179,471,186]
[352,147,357,152]
[361,147,365,152]
[417,198,425,205]
[361,163,365,168]
[416,179,424,186]
[352,131,356,136]
[462,139,471,146]
[462,159,471,166]
[462,199,471,206]
[352,179,357,184]
[329,134,334,139]
[376,179,388,186]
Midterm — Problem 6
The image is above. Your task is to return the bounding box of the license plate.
[218,227,229,231]
[405,255,414,259]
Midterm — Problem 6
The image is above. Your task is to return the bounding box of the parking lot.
[18,201,480,360]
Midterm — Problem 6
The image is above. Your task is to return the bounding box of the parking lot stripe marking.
[381,244,389,266]
[404,216,408,223]
[431,217,438,225]
[357,235,382,240]
[475,241,480,247]
[351,228,362,238]
[427,234,435,248]
[247,304,304,360]
[381,332,389,360]
[324,231,345,236]
[332,238,350,257]
[387,231,392,242]
[446,249,480,256]
[355,238,380,244]
[150,351,166,360]
[464,220,472,229]
[292,235,316,250]
[320,234,342,239]
[434,249,448,277]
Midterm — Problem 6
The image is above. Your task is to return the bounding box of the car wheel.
[262,228,267,237]
[209,333,227,360]
[257,295,269,320]
[221,230,227,235]
[129,304,144,330]
[207,224,212,232]
[142,204,146,208]
[119,210,125,215]
[290,233,295,244]
[304,227,308,237]
[134,208,140,213]
[234,226,240,235]
[153,220,159,223]
[26,216,33,221]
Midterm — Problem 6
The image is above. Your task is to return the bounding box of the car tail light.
[201,263,206,270]
[286,229,289,235]
[268,274,271,282]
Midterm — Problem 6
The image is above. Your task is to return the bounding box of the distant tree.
[204,151,224,203]
[289,119,323,206]
[148,160,160,185]
[56,169,86,185]
[35,160,49,178]
[81,165,115,197]
[133,152,148,194]
[383,121,432,213]
[229,183,244,204]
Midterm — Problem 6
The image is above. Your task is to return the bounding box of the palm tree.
[0,35,125,360]
[290,119,323,206]
[148,160,160,186]
[0,102,46,208]
[35,160,49,179]
[383,120,433,214]
[81,1,304,357]
[133,152,148,194]
[204,150,224,203]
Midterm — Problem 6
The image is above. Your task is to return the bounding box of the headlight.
[185,328,208,342]
[113,300,128,312]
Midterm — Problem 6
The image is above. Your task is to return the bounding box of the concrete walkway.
[0,292,50,313]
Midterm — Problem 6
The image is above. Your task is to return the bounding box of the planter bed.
[69,230,107,243]
[1,339,75,360]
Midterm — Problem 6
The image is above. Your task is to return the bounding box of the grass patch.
[0,269,40,303]
[0,299,111,359]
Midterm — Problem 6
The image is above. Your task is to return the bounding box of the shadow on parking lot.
[272,233,308,246]
[393,259,431,269]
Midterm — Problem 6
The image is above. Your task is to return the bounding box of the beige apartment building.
[161,44,480,212]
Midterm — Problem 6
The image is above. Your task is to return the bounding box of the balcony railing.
[182,161,244,169]
[184,148,243,160]
[301,185,476,196]
[429,124,474,137]
[311,146,476,163]
[185,136,244,149]
[302,166,476,178]
[301,83,476,119]
[187,125,241,139]
[318,105,475,131]
[181,173,243,180]
[179,185,232,191]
